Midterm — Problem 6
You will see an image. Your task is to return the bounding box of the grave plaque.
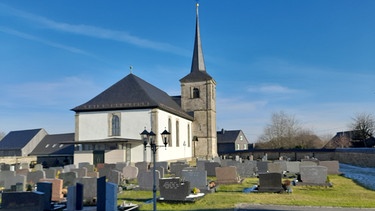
[204,162,220,177]
[215,166,241,184]
[1,191,44,211]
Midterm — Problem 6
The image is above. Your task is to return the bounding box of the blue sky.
[1,1,375,142]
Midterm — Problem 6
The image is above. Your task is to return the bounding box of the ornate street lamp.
[140,128,170,211]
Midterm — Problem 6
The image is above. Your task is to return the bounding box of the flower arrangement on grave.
[282,179,292,193]
[192,187,200,194]
[208,181,216,189]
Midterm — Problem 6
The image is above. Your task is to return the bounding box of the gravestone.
[135,162,148,173]
[107,170,122,185]
[59,171,78,187]
[319,160,340,174]
[257,161,269,174]
[227,160,257,178]
[300,166,328,184]
[79,162,95,172]
[67,184,84,211]
[99,164,116,178]
[97,177,106,211]
[155,161,169,173]
[268,162,283,173]
[181,169,207,191]
[36,182,52,211]
[159,178,191,201]
[137,171,160,190]
[156,166,165,178]
[44,168,57,178]
[0,171,16,189]
[286,161,301,173]
[34,164,43,171]
[71,168,87,178]
[170,162,189,177]
[273,161,287,172]
[122,166,138,180]
[215,166,242,184]
[1,191,44,211]
[16,168,29,176]
[258,173,284,193]
[105,182,118,211]
[64,164,77,173]
[40,178,64,202]
[204,162,220,177]
[116,162,128,172]
[20,162,29,170]
[27,170,46,185]
[74,177,97,204]
[196,160,209,171]
[300,161,318,167]
[87,171,99,178]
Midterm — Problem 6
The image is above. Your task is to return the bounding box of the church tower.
[180,3,217,159]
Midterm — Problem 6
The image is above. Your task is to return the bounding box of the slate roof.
[29,133,74,156]
[72,74,193,120]
[0,128,43,149]
[217,130,241,144]
[180,4,214,83]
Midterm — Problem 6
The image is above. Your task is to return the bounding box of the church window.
[236,144,240,150]
[110,113,121,136]
[168,118,172,146]
[192,87,200,98]
[176,120,180,147]
[243,144,247,150]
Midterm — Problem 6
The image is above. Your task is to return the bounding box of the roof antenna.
[129,65,133,74]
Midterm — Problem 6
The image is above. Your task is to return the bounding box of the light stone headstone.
[59,171,78,187]
[215,166,241,184]
[137,170,160,191]
[116,162,128,172]
[71,168,87,178]
[135,162,148,173]
[300,166,328,184]
[122,165,138,180]
[286,161,301,173]
[27,170,46,185]
[44,168,57,179]
[181,169,207,190]
[74,177,97,203]
[268,162,283,173]
[319,160,340,174]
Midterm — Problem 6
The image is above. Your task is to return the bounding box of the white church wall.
[156,110,192,162]
[105,149,126,164]
[77,109,151,141]
[74,152,93,165]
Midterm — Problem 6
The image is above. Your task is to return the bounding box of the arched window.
[176,120,180,147]
[111,114,120,136]
[193,88,200,98]
[168,118,172,146]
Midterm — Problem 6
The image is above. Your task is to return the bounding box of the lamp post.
[140,128,170,211]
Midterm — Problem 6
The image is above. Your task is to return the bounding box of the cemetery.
[0,157,375,210]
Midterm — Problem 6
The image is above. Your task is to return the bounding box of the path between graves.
[235,204,375,211]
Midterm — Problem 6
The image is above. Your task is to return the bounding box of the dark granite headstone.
[76,182,84,210]
[37,182,52,211]
[159,178,190,201]
[1,191,45,211]
[204,162,220,176]
[258,173,283,193]
[97,176,106,211]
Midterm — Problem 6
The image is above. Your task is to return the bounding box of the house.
[217,129,250,155]
[0,128,47,157]
[29,133,74,167]
[324,130,375,148]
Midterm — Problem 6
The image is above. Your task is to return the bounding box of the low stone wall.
[227,148,375,168]
[0,156,37,165]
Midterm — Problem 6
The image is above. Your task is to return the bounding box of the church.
[70,4,217,165]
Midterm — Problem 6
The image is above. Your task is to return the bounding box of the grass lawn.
[117,175,375,210]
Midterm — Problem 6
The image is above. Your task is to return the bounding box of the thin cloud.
[247,84,300,94]
[0,27,92,56]
[0,3,189,56]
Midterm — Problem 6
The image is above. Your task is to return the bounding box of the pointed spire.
[190,2,206,73]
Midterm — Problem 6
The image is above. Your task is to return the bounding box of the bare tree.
[257,111,301,149]
[350,112,375,147]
